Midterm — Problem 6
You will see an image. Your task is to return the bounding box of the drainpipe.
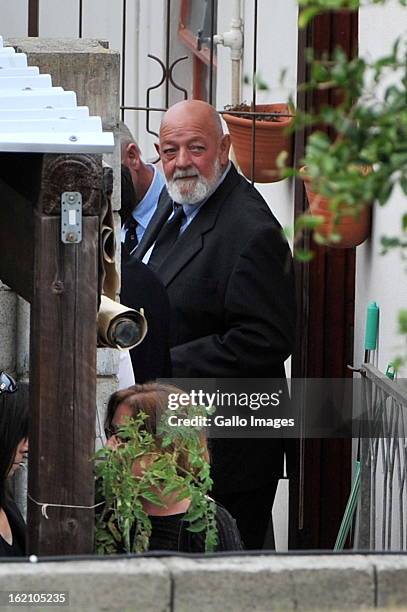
[213,0,243,106]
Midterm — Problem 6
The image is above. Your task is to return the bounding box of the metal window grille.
[27,0,285,182]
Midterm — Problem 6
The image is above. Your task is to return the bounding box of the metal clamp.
[61,192,82,244]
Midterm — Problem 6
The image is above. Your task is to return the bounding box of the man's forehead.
[161,108,219,137]
[160,124,211,143]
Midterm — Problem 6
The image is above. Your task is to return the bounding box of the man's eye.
[190,145,205,153]
[163,148,176,157]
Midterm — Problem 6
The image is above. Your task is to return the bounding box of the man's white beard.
[166,159,222,205]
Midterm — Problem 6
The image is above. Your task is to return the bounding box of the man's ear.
[125,143,141,170]
[154,142,161,158]
[220,133,231,166]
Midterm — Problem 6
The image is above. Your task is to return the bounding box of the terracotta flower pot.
[300,168,371,248]
[223,103,293,183]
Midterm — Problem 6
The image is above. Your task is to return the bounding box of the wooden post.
[27,153,102,555]
[28,0,39,37]
[289,11,357,550]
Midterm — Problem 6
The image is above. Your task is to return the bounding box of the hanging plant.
[282,0,407,365]
[278,34,407,255]
[223,102,294,183]
[300,165,372,248]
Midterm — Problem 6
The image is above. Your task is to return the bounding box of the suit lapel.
[132,190,173,260]
[157,165,240,287]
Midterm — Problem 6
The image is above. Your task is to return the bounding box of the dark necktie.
[148,204,185,271]
[123,216,138,255]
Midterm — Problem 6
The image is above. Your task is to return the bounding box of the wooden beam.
[27,153,101,555]
[28,0,39,37]
[28,215,99,554]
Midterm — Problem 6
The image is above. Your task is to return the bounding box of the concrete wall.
[1,553,407,611]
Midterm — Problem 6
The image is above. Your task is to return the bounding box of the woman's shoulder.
[178,500,243,553]
[4,498,25,528]
[214,502,244,552]
[0,498,26,557]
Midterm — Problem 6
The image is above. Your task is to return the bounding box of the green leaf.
[399,310,407,334]
[329,232,343,243]
[380,236,402,254]
[162,480,183,496]
[184,505,205,522]
[186,518,207,533]
[400,177,407,197]
[107,520,122,543]
[141,490,165,506]
[298,7,321,28]
[295,248,314,262]
[312,231,330,246]
[377,181,394,206]
[296,214,324,231]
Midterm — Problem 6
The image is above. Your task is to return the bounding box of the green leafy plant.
[298,0,407,28]
[275,0,407,365]
[274,0,406,258]
[95,407,217,554]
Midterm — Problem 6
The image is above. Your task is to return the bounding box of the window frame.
[178,0,217,100]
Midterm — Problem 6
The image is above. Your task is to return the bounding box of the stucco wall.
[356,1,407,376]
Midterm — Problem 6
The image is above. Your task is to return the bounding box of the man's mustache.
[172,169,199,180]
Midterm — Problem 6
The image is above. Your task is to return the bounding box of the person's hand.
[105,435,121,451]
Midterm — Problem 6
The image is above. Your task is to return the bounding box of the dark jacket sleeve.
[121,256,172,382]
[170,225,296,377]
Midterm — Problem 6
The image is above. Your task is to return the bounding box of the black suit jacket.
[120,254,172,383]
[137,165,296,492]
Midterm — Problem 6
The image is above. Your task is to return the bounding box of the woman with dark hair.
[0,371,28,557]
[101,382,243,553]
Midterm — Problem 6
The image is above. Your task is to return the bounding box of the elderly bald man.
[134,100,296,550]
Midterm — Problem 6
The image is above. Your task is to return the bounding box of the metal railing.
[356,364,407,550]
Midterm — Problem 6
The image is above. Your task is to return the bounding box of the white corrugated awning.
[0,35,114,153]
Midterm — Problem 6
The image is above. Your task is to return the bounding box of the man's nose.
[175,147,192,169]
